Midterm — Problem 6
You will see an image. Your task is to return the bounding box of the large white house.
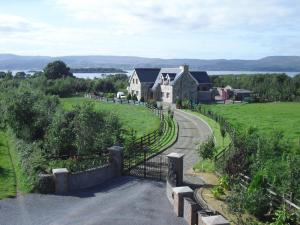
[127,65,212,104]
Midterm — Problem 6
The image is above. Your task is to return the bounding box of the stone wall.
[52,146,123,193]
[68,165,117,191]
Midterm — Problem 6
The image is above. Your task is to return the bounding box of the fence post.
[143,147,147,177]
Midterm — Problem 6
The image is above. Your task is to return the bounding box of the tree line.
[211,73,300,102]
[0,60,129,98]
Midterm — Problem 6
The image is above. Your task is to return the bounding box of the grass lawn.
[60,97,161,137]
[202,102,300,145]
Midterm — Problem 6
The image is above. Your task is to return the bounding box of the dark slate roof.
[134,68,161,83]
[190,71,210,84]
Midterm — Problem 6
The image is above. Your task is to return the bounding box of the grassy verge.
[60,97,161,138]
[7,130,33,194]
[183,110,231,172]
[148,116,178,153]
[0,130,16,199]
[123,115,178,168]
[0,130,32,199]
[193,159,215,173]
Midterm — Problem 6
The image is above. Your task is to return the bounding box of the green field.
[203,102,300,145]
[60,97,161,137]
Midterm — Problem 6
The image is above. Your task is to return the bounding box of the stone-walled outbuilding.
[127,65,212,104]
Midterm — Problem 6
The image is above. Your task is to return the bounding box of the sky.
[0,0,300,59]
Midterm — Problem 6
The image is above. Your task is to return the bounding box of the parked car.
[116,91,126,99]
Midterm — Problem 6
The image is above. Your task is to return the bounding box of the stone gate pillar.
[167,152,184,186]
[166,152,184,203]
[108,146,124,177]
[52,168,69,194]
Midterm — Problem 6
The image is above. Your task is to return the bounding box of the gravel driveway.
[164,110,212,185]
[0,177,187,225]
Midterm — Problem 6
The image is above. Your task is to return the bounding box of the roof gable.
[189,71,210,84]
[134,68,161,83]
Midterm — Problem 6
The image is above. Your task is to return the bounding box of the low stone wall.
[68,164,117,191]
[52,146,123,193]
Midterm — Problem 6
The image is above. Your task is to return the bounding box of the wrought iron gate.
[123,150,168,181]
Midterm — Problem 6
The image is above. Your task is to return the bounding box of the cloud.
[0,14,41,33]
[1,0,300,58]
[53,0,300,32]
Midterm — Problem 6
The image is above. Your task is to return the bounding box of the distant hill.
[1,54,300,72]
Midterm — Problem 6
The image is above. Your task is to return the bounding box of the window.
[136,79,139,84]
[161,92,164,97]
[166,92,170,98]
[132,79,135,84]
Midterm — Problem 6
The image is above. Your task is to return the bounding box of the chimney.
[180,64,189,73]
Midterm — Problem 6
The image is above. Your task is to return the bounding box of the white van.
[116,92,126,99]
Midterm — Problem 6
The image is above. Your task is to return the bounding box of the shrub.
[147,99,157,108]
[227,185,247,214]
[245,187,270,219]
[182,99,192,109]
[105,92,115,98]
[4,91,59,141]
[176,99,182,109]
[140,96,145,102]
[36,173,55,194]
[127,93,132,100]
[211,185,225,200]
[197,136,216,160]
[270,206,298,225]
[46,103,122,157]
[132,94,138,101]
[219,175,230,191]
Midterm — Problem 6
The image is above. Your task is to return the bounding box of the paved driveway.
[164,110,212,185]
[0,177,187,225]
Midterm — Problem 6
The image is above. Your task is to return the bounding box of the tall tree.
[44,60,73,80]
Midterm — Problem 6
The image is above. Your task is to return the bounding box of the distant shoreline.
[70,68,127,73]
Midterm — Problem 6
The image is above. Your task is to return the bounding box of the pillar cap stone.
[200,215,230,225]
[173,186,193,194]
[52,168,69,174]
[167,152,184,159]
[108,146,123,152]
